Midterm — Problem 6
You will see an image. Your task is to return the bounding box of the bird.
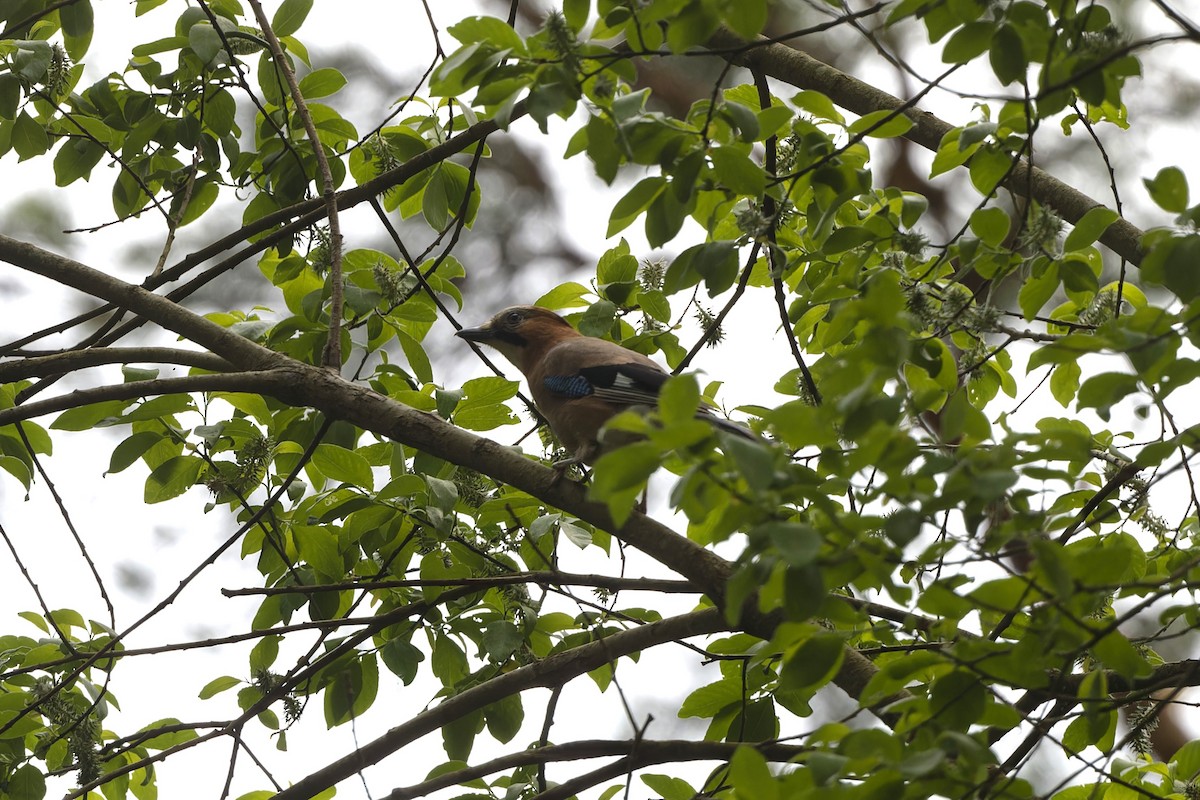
[455,305,755,467]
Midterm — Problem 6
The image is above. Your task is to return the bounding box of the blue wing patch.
[544,374,594,398]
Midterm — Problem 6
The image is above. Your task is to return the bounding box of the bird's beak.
[455,323,494,343]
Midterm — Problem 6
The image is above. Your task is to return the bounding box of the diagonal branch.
[708,29,1146,265]
[273,609,730,800]
[386,738,807,800]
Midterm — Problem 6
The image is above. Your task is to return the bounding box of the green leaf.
[250,635,280,671]
[324,656,378,726]
[792,90,844,123]
[578,299,616,336]
[455,376,520,431]
[722,435,775,493]
[123,394,195,421]
[107,431,162,474]
[1092,630,1152,679]
[58,0,93,39]
[665,2,720,53]
[729,746,778,800]
[640,289,671,322]
[930,669,987,730]
[396,330,433,385]
[312,444,374,489]
[447,16,527,55]
[380,639,424,685]
[642,774,696,800]
[989,24,1026,84]
[188,22,222,64]
[9,763,46,800]
[12,111,48,160]
[969,207,1010,247]
[1144,166,1188,213]
[52,400,131,431]
[1064,207,1119,252]
[298,68,347,99]
[535,281,592,310]
[679,678,739,718]
[847,109,914,138]
[0,455,32,491]
[658,374,699,426]
[271,0,313,37]
[779,632,844,691]
[482,620,522,662]
[1173,740,1200,780]
[294,524,342,579]
[709,146,765,195]
[608,176,666,236]
[1017,261,1059,320]
[968,145,1013,195]
[1049,361,1081,408]
[484,692,524,743]
[559,518,592,548]
[721,0,767,39]
[1076,371,1138,417]
[645,188,689,248]
[1141,234,1200,302]
[0,74,20,120]
[589,441,660,526]
[564,0,590,30]
[942,21,992,63]
[199,676,241,699]
[783,564,824,620]
[138,717,199,750]
[754,521,820,566]
[144,456,204,503]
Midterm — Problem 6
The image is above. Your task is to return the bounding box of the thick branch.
[0,235,280,371]
[272,609,729,800]
[0,372,290,429]
[387,738,807,800]
[709,30,1146,265]
[221,571,698,597]
[1020,659,1200,711]
[0,347,231,383]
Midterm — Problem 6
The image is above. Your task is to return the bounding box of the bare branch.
[0,347,232,383]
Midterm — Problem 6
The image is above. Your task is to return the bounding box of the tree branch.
[247,0,345,370]
[386,738,807,800]
[273,609,730,800]
[0,372,290,429]
[0,347,231,383]
[221,571,698,597]
[708,29,1146,265]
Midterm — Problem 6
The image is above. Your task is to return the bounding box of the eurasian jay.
[456,305,754,466]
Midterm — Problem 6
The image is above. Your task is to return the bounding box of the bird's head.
[455,306,578,371]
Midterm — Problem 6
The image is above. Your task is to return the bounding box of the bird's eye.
[505,311,523,326]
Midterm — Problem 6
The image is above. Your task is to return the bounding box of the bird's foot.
[549,457,589,484]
